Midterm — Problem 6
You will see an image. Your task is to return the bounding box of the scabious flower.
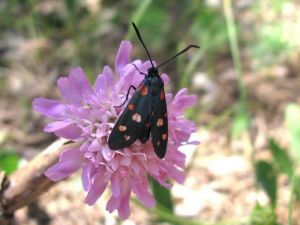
[33,41,198,220]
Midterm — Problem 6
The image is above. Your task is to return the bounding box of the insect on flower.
[108,22,199,159]
[33,24,199,219]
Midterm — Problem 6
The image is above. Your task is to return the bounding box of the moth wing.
[108,83,153,150]
[150,89,168,159]
[138,114,151,144]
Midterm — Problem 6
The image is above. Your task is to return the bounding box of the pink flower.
[33,41,198,220]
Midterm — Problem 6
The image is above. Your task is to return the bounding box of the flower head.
[33,41,198,220]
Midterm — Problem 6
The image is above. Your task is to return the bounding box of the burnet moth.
[108,22,199,159]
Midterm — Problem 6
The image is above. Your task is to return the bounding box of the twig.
[0,139,78,225]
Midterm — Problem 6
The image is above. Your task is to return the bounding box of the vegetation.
[1,0,300,224]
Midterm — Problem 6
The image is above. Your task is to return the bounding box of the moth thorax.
[151,76,162,95]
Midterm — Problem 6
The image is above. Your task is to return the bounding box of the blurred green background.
[1,0,300,224]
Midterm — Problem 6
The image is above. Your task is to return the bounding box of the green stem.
[223,0,247,103]
[125,0,153,40]
[181,50,204,88]
[288,173,296,225]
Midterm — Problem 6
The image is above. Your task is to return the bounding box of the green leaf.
[268,139,293,177]
[150,177,173,213]
[285,104,300,162]
[0,150,20,175]
[255,160,277,207]
[249,203,280,225]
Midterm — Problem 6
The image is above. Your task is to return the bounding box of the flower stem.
[223,0,249,139]
[0,139,79,224]
[223,0,247,103]
[288,172,296,225]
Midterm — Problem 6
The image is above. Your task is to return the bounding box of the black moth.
[108,22,199,159]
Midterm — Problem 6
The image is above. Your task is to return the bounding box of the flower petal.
[32,98,68,119]
[115,64,136,95]
[44,120,73,132]
[106,196,120,213]
[88,139,100,152]
[103,66,114,88]
[69,67,93,98]
[115,41,132,75]
[170,88,198,110]
[45,148,84,181]
[102,145,114,161]
[85,171,108,205]
[54,123,83,140]
[57,67,93,105]
[132,174,155,208]
[118,187,131,220]
[111,173,121,197]
[94,74,107,97]
[169,165,185,184]
[161,73,170,84]
[81,163,93,191]
[57,77,81,105]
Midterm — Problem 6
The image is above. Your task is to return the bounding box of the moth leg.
[114,85,137,108]
[132,63,147,76]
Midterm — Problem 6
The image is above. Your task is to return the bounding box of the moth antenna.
[132,22,155,68]
[157,44,200,69]
[132,63,147,76]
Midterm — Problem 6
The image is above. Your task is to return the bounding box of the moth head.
[147,67,159,77]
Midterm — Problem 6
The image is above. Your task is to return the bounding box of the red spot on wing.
[140,86,148,96]
[132,113,142,122]
[157,118,164,127]
[125,135,131,141]
[118,125,127,132]
[128,104,135,110]
[160,90,165,100]
[137,83,144,90]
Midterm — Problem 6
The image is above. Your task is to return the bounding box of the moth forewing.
[108,84,152,150]
[150,80,168,159]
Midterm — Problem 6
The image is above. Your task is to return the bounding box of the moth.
[108,22,199,159]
